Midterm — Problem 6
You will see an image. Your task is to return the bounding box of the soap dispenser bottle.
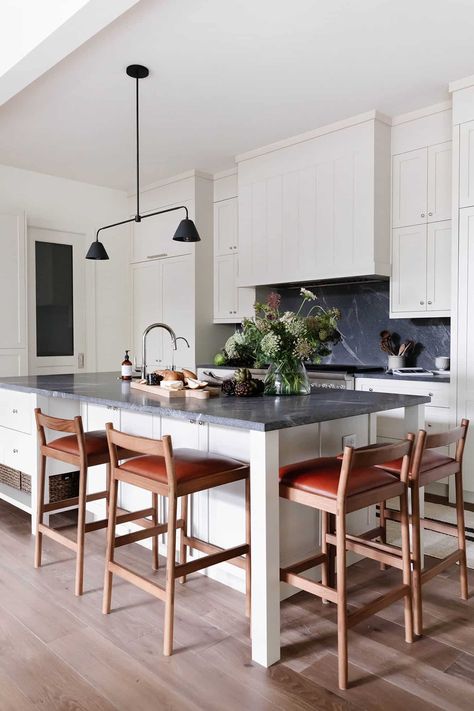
[121,350,133,380]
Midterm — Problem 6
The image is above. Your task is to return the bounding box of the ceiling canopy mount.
[86,64,200,260]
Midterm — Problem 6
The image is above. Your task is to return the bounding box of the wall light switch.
[78,352,85,369]
[342,433,357,449]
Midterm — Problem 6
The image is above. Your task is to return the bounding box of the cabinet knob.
[428,212,433,217]
[12,448,18,454]
[429,392,434,397]
[12,408,18,414]
[369,387,373,392]
[421,213,426,218]
[428,300,432,305]
[420,300,425,305]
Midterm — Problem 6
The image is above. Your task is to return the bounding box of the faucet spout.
[176,336,190,348]
[141,322,177,379]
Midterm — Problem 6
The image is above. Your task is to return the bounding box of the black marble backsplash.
[263,281,450,370]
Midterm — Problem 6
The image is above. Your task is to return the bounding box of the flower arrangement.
[216,289,341,395]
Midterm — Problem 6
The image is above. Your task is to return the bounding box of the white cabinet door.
[131,203,193,263]
[161,254,194,370]
[427,142,452,222]
[427,220,451,313]
[131,260,163,371]
[214,254,237,320]
[0,214,26,350]
[214,198,238,256]
[391,225,427,313]
[392,148,428,228]
[460,120,474,208]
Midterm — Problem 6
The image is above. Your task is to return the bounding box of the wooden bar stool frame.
[280,437,415,690]
[34,408,159,596]
[379,420,469,636]
[103,424,251,656]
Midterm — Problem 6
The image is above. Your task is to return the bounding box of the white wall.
[0,162,129,372]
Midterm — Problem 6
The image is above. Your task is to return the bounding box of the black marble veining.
[0,372,429,432]
[266,281,450,370]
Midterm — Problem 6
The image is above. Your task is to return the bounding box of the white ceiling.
[1,0,474,191]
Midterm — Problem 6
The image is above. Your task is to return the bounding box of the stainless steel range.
[198,365,384,391]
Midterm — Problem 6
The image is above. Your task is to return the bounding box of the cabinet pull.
[12,409,18,414]
[421,213,426,218]
[420,300,425,305]
[147,253,168,259]
[429,392,434,397]
[428,212,433,217]
[12,448,18,454]
[428,300,432,305]
[369,387,373,392]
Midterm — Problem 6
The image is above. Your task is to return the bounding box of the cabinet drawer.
[0,429,35,475]
[0,389,33,434]
[358,379,449,407]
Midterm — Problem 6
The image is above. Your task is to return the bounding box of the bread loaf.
[183,368,197,380]
[162,369,185,382]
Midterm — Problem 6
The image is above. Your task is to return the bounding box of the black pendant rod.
[135,75,140,221]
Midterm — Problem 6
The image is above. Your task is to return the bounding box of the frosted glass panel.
[35,242,74,357]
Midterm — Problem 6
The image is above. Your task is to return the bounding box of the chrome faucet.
[176,336,190,348]
[141,323,177,379]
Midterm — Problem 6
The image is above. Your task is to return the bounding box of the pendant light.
[86,64,201,260]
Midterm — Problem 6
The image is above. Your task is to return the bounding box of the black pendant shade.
[87,64,200,260]
[86,240,109,260]
[173,218,201,243]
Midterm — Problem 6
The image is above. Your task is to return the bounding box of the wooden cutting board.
[130,381,219,400]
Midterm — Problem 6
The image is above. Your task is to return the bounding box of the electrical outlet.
[342,433,357,449]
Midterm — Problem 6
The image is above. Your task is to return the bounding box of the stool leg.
[164,493,177,656]
[103,476,119,614]
[321,511,329,604]
[75,463,88,597]
[152,493,160,572]
[336,510,348,691]
[245,478,251,619]
[179,495,188,584]
[328,513,336,590]
[34,454,46,568]
[455,470,469,600]
[411,483,423,636]
[379,500,388,571]
[400,486,414,643]
[105,462,111,519]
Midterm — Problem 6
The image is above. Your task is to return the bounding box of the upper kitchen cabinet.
[213,172,255,323]
[459,120,474,208]
[0,213,27,376]
[392,141,452,227]
[236,112,391,287]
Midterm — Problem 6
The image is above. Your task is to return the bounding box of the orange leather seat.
[118,448,248,486]
[376,450,459,484]
[48,430,109,457]
[279,456,400,498]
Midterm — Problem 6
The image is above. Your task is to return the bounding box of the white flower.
[300,288,317,301]
[261,332,282,359]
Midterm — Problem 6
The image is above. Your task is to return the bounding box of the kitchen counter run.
[0,372,430,432]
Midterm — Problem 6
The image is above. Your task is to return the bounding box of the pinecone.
[234,380,256,397]
[221,378,236,396]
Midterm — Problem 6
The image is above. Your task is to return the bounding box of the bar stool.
[34,409,159,596]
[279,437,415,690]
[377,420,469,636]
[103,424,251,656]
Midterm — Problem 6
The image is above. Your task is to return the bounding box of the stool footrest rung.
[43,489,107,513]
[114,520,183,548]
[183,535,248,570]
[348,584,410,628]
[174,543,249,579]
[326,532,404,570]
[107,561,166,601]
[281,553,327,576]
[37,523,77,552]
[421,550,462,585]
[280,570,338,603]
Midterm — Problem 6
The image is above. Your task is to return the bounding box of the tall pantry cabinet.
[129,171,231,372]
[450,77,474,500]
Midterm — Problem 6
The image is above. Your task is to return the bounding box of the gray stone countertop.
[0,372,430,432]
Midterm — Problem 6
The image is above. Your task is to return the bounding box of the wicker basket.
[49,471,80,502]
[0,463,22,490]
[21,473,32,493]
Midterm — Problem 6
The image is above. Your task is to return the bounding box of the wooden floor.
[0,500,473,711]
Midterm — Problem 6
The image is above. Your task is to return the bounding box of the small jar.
[388,355,406,371]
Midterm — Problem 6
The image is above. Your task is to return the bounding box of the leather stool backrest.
[105,424,176,493]
[410,419,470,481]
[34,407,86,459]
[338,435,415,502]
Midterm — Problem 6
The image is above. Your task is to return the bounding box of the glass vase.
[264,360,311,396]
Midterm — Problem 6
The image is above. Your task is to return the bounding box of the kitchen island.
[0,372,429,667]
